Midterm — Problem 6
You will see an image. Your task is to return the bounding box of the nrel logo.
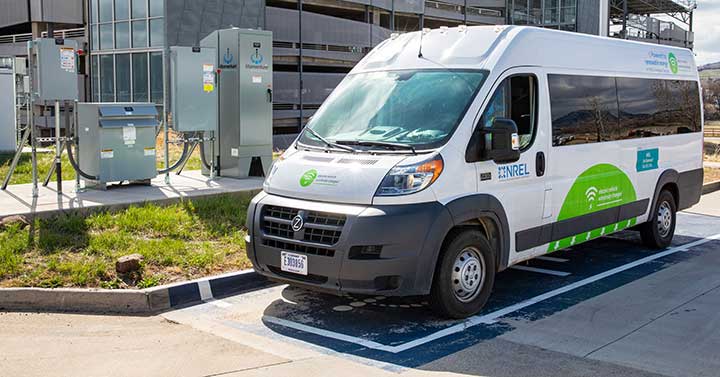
[498,163,530,181]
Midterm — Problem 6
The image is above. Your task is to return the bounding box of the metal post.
[74,100,81,192]
[298,0,304,131]
[210,133,216,180]
[29,41,39,198]
[621,0,628,39]
[54,100,62,194]
[1,126,31,190]
[162,0,170,184]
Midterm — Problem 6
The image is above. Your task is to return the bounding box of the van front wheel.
[430,230,496,319]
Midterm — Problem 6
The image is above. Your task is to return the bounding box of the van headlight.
[375,154,444,196]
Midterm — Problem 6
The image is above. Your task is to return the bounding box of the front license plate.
[281,252,308,276]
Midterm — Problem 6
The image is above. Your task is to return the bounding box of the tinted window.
[617,78,668,138]
[132,53,148,102]
[550,74,701,146]
[665,80,702,134]
[116,54,131,102]
[548,74,619,146]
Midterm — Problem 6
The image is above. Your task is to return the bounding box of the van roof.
[353,25,698,80]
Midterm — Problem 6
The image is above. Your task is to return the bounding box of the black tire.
[429,230,496,319]
[640,190,677,249]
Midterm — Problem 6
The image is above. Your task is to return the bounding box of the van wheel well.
[660,183,679,207]
[438,217,502,272]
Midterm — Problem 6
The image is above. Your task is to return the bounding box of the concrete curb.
[0,269,270,315]
[703,180,720,195]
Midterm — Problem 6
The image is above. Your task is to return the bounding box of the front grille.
[261,205,347,257]
[262,238,335,257]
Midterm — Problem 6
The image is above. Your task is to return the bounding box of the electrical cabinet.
[200,28,273,178]
[170,46,218,132]
[31,38,78,101]
[77,103,159,187]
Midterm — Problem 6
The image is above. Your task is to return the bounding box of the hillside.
[700,61,720,79]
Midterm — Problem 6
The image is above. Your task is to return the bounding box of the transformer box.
[76,103,159,187]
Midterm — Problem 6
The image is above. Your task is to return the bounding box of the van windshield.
[297,69,487,151]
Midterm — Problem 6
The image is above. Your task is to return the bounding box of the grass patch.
[706,168,720,184]
[0,193,254,288]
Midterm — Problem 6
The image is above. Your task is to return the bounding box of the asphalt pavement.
[2,191,719,377]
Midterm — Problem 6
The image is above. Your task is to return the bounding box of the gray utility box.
[170,46,218,132]
[77,103,159,186]
[200,28,273,178]
[31,38,79,101]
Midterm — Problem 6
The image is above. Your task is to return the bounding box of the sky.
[692,0,720,66]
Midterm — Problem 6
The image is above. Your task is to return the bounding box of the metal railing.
[0,28,85,45]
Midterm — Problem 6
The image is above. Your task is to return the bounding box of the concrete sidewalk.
[0,170,263,219]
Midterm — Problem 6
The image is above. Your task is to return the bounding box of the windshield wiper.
[335,140,417,155]
[301,127,356,153]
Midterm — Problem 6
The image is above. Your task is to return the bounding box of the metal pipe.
[1,126,31,190]
[298,0,304,131]
[29,41,38,198]
[162,0,170,184]
[54,100,62,194]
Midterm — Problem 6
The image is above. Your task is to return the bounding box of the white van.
[246,26,703,318]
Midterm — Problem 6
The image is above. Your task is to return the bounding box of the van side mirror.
[466,118,521,164]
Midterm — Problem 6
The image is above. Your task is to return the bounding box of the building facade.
[0,0,696,136]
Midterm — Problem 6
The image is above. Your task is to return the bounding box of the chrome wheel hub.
[451,247,485,303]
[657,201,673,238]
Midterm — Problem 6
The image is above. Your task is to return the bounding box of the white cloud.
[693,0,720,65]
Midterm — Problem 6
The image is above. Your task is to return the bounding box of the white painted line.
[264,233,720,354]
[206,299,232,309]
[535,256,569,263]
[263,316,399,353]
[198,280,213,301]
[510,265,571,277]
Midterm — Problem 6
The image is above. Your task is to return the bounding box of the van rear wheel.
[640,190,676,249]
[430,230,495,319]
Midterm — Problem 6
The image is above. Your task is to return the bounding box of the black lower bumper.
[246,192,453,296]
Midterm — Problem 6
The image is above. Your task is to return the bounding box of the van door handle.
[536,151,545,177]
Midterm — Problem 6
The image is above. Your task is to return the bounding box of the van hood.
[264,149,408,205]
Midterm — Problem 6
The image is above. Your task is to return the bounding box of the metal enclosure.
[76,103,159,185]
[0,65,14,152]
[200,28,273,178]
[31,38,78,101]
[170,46,218,132]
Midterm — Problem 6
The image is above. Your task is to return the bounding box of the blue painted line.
[168,283,201,308]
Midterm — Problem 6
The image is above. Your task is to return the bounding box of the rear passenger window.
[549,74,701,147]
[548,75,618,146]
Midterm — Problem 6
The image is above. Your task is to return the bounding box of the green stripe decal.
[549,164,637,252]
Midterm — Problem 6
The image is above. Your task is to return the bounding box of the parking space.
[163,211,720,372]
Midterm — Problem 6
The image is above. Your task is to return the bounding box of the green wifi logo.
[300,169,318,187]
[668,52,679,74]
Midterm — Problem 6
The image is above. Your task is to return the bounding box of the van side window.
[617,78,702,137]
[547,75,619,145]
[479,75,538,150]
[549,74,702,146]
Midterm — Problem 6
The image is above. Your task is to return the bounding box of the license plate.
[281,252,308,276]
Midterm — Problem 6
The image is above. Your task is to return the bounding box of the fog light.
[349,245,383,260]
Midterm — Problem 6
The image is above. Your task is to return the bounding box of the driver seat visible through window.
[480,74,538,150]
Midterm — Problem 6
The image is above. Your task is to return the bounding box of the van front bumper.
[246,192,453,296]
